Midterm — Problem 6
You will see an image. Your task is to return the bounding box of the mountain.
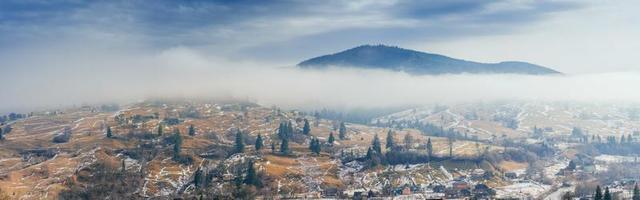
[298,44,561,75]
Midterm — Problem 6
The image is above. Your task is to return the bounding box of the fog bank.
[2,45,640,113]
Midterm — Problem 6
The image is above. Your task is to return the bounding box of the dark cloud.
[0,0,586,56]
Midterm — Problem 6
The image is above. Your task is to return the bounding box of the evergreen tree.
[309,137,321,155]
[315,139,321,154]
[448,136,454,157]
[339,122,347,140]
[255,134,263,151]
[303,119,311,135]
[366,147,374,160]
[567,160,576,171]
[0,127,3,140]
[194,167,203,189]
[386,130,395,150]
[234,130,245,153]
[595,185,603,200]
[106,126,112,138]
[604,187,611,200]
[633,184,640,200]
[121,159,126,172]
[427,138,433,158]
[328,132,335,145]
[280,138,289,154]
[287,121,294,136]
[157,124,164,136]
[309,138,316,153]
[173,129,182,159]
[188,124,196,136]
[403,133,414,147]
[277,123,285,139]
[244,160,259,187]
[372,134,382,154]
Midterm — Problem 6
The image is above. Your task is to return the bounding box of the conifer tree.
[194,167,203,189]
[157,124,163,136]
[339,122,347,140]
[106,126,112,138]
[121,159,126,172]
[255,134,263,151]
[303,119,311,135]
[365,147,374,160]
[309,137,321,155]
[309,138,316,153]
[448,136,454,157]
[595,185,603,200]
[404,133,413,147]
[277,122,285,139]
[386,130,395,150]
[280,138,289,154]
[188,124,196,136]
[234,130,244,153]
[244,160,259,187]
[173,128,182,159]
[287,121,293,136]
[328,132,335,145]
[604,187,611,200]
[372,134,382,154]
[427,138,433,158]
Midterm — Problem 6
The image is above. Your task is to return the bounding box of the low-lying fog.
[2,45,640,113]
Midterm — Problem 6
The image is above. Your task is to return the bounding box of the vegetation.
[280,138,289,154]
[372,134,382,154]
[243,160,261,187]
[594,185,603,200]
[302,119,311,135]
[338,122,346,140]
[426,138,433,158]
[234,130,245,154]
[58,162,143,199]
[327,132,335,145]
[385,130,394,150]
[157,124,163,136]
[106,126,112,138]
[173,128,183,159]
[309,137,321,155]
[255,134,263,151]
[188,124,196,136]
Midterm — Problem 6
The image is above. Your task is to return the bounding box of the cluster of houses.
[335,167,499,199]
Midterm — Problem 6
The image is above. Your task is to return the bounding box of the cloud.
[2,44,640,114]
[0,0,586,62]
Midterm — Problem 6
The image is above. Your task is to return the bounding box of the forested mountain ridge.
[298,44,561,75]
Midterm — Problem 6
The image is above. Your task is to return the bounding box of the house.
[321,187,339,198]
[432,184,446,193]
[505,172,518,179]
[453,181,470,190]
[402,186,412,195]
[473,183,496,199]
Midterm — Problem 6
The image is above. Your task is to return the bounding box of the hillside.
[0,101,512,199]
[298,45,561,75]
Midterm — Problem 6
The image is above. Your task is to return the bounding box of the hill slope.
[298,45,561,75]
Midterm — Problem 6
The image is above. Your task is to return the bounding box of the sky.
[1,0,640,112]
